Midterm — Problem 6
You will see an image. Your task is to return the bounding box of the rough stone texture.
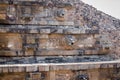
[0,68,120,80]
[0,0,120,80]
[0,0,119,57]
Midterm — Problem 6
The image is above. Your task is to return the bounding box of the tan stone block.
[0,4,7,13]
[79,64,89,70]
[26,66,38,72]
[50,65,58,71]
[30,72,41,80]
[72,65,79,70]
[39,34,48,39]
[49,71,55,80]
[17,67,24,72]
[30,29,38,33]
[25,49,34,56]
[108,64,114,68]
[100,64,109,68]
[40,29,50,34]
[13,67,19,72]
[39,66,49,71]
[0,67,2,73]
[0,14,6,20]
[26,37,35,44]
[8,67,14,72]
[2,67,8,73]
[36,50,80,56]
[0,33,22,51]
[94,64,100,69]
[0,51,17,56]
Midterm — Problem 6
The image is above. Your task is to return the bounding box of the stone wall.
[0,0,120,80]
[0,0,119,56]
[0,68,120,80]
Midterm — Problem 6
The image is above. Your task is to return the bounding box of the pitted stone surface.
[0,55,117,64]
[0,0,120,80]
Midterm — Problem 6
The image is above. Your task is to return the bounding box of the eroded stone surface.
[0,0,120,80]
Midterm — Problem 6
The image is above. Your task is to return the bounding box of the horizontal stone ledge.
[36,49,99,56]
[49,60,120,70]
[36,50,82,56]
[0,21,74,26]
[0,28,98,34]
[0,50,24,57]
[49,63,116,71]
[0,49,100,56]
[0,65,49,73]
[0,60,119,73]
[0,26,99,34]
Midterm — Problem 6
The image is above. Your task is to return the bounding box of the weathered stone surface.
[0,0,120,80]
[26,66,38,72]
[38,66,49,71]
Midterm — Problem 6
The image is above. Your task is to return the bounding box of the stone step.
[0,59,119,73]
[0,55,117,64]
